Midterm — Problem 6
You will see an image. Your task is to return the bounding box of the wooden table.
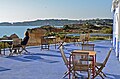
[70,50,96,79]
[47,36,56,49]
[0,40,13,55]
[41,36,56,50]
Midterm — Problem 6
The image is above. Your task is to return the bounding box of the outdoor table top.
[71,50,96,79]
[72,50,96,56]
[0,40,13,42]
[47,36,56,39]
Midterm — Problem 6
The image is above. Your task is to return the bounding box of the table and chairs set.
[0,35,57,55]
[40,36,57,50]
[0,39,13,55]
[0,35,57,56]
[59,41,112,79]
[0,38,29,56]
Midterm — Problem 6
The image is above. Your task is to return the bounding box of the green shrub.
[0,42,10,49]
[90,37,106,41]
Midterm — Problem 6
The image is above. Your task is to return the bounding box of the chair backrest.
[41,36,49,45]
[21,36,29,45]
[59,46,68,66]
[85,33,90,41]
[103,48,112,66]
[71,52,89,71]
[81,44,95,51]
[79,34,85,42]
[12,38,22,46]
[57,34,67,49]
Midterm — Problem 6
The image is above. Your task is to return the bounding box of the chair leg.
[0,48,2,55]
[94,68,104,79]
[63,71,79,79]
[24,48,29,53]
[95,66,106,77]
[63,71,69,78]
[22,46,30,54]
[9,51,12,56]
[72,70,76,79]
[88,70,91,79]
[98,73,104,79]
[63,69,74,78]
[100,71,106,77]
[9,49,18,56]
[9,52,13,56]
[19,48,23,55]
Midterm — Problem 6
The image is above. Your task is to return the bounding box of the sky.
[0,0,113,22]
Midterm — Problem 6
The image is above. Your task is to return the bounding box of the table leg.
[0,44,1,55]
[3,42,5,55]
[55,38,56,49]
[69,55,71,79]
[92,56,95,79]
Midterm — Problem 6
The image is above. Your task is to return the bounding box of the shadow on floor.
[30,53,61,58]
[0,67,11,72]
[95,45,111,48]
[6,56,32,62]
[23,55,60,63]
[105,73,120,79]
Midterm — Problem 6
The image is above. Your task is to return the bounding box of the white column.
[113,10,116,48]
[118,2,120,61]
[115,7,119,57]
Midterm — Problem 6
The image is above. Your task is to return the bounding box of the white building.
[112,0,120,61]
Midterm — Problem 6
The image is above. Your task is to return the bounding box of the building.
[112,0,120,61]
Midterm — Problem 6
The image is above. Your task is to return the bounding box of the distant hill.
[0,19,113,26]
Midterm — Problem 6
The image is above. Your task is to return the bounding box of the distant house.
[112,0,120,61]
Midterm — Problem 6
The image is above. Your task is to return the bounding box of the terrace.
[0,40,119,79]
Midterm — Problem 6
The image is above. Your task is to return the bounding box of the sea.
[0,26,112,39]
[0,26,63,38]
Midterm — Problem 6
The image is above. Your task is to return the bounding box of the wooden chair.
[76,34,86,45]
[9,38,22,56]
[81,43,95,75]
[81,44,95,51]
[9,37,30,56]
[59,45,80,79]
[57,35,67,49]
[94,48,112,79]
[71,52,91,79]
[85,33,90,43]
[56,37,62,46]
[41,36,49,50]
[81,43,95,61]
[59,45,72,78]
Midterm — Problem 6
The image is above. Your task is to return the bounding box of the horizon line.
[0,18,113,23]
